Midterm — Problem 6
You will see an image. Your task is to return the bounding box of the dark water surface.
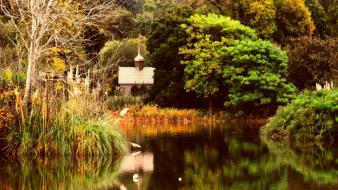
[0,123,337,190]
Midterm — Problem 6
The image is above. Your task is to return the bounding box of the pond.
[0,123,337,190]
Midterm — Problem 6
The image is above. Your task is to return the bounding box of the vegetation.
[227,0,277,39]
[105,96,144,110]
[274,0,315,44]
[0,2,337,188]
[180,14,296,114]
[2,88,127,157]
[146,5,202,107]
[287,37,337,90]
[126,105,203,123]
[261,89,338,142]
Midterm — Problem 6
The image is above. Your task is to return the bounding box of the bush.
[261,89,338,141]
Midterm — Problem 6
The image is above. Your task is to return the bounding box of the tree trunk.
[23,13,39,109]
[23,52,35,109]
[23,39,37,109]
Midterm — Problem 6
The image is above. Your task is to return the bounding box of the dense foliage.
[180,14,296,114]
[262,89,338,141]
[305,0,332,37]
[274,0,315,44]
[222,39,297,113]
[228,0,277,39]
[287,37,338,90]
[146,5,202,107]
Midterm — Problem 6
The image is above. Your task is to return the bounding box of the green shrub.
[261,89,338,141]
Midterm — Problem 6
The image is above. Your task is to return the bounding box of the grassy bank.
[114,104,228,124]
[105,96,269,124]
[261,89,338,142]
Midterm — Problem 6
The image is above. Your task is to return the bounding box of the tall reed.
[4,81,127,157]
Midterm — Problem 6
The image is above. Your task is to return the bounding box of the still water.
[0,123,337,190]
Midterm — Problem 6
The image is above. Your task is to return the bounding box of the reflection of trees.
[123,124,338,189]
[262,137,338,185]
[0,156,122,190]
[144,126,226,190]
[180,129,285,190]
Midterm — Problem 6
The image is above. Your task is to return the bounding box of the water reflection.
[0,156,123,190]
[119,123,338,190]
[262,137,338,186]
[0,123,337,190]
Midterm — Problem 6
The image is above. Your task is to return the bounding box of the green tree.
[222,39,297,113]
[274,0,315,44]
[180,14,296,114]
[180,14,257,111]
[287,37,338,90]
[146,5,202,107]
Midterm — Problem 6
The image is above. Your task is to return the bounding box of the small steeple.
[134,42,144,71]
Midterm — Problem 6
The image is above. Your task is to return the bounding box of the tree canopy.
[180,14,296,113]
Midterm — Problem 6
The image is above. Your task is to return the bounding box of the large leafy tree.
[180,14,296,114]
[147,5,203,107]
[222,39,297,113]
[179,14,257,109]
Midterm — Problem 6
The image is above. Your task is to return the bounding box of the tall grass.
[3,83,127,157]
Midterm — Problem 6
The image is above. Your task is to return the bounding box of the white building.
[118,46,155,95]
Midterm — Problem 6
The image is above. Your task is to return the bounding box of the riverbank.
[107,104,268,125]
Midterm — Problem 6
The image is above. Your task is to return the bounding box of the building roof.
[118,67,155,85]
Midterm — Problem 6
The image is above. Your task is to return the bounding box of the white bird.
[130,142,142,149]
[119,108,130,117]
